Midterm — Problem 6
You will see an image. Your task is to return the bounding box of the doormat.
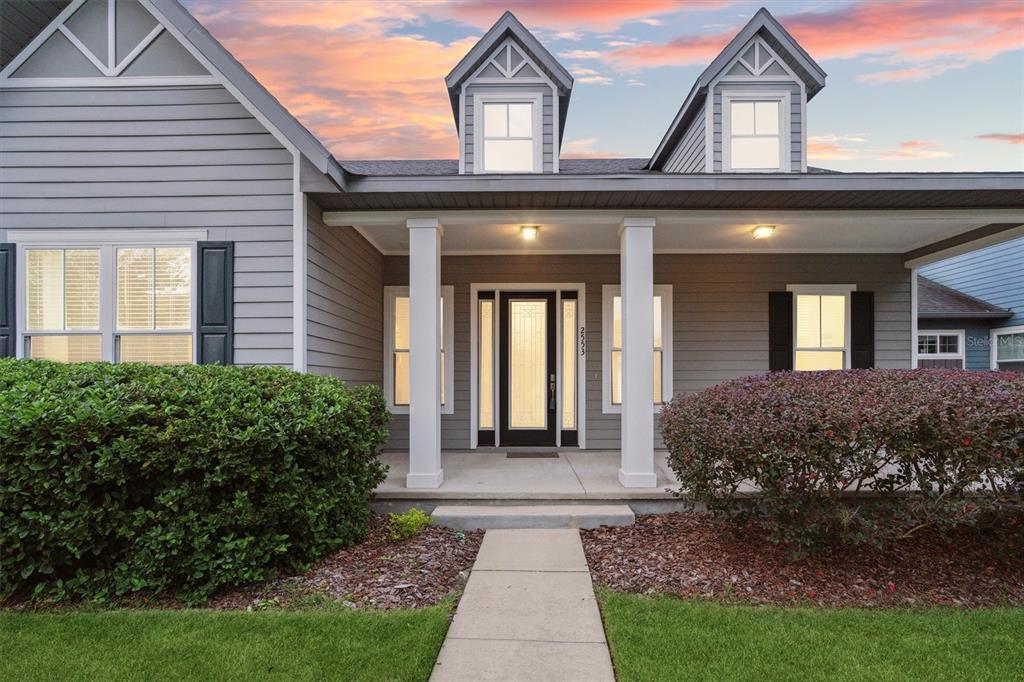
[506,452,559,458]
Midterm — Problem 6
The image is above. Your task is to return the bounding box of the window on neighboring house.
[992,326,1024,371]
[602,285,673,413]
[723,94,789,172]
[917,331,963,358]
[790,286,852,370]
[385,286,454,413]
[23,244,194,365]
[480,100,537,173]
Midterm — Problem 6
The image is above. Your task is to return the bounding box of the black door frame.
[499,291,557,446]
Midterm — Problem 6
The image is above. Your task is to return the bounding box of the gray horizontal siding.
[663,102,706,173]
[463,83,555,174]
[381,253,911,451]
[711,80,802,172]
[920,237,1024,327]
[305,199,383,385]
[0,84,294,367]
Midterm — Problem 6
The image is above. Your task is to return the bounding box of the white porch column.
[407,218,444,488]
[618,217,657,488]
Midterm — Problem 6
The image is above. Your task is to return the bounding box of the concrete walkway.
[430,529,615,682]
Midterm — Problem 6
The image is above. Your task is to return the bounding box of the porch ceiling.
[322,209,1024,257]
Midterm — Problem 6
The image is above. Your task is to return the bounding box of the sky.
[183,0,1024,172]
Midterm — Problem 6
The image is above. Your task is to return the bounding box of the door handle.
[549,373,556,410]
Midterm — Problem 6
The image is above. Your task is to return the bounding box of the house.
[1,1,1022,490]
[917,237,1023,371]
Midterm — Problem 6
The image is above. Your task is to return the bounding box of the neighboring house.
[919,237,1024,371]
[916,276,1012,370]
[1,2,1022,489]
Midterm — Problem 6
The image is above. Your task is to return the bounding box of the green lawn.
[0,606,450,681]
[599,591,1024,682]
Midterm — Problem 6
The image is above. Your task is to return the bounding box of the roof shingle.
[918,276,1012,318]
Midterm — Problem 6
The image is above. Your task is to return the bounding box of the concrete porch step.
[431,504,635,530]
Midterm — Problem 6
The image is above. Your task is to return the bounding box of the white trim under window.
[917,329,965,362]
[602,284,673,414]
[991,325,1024,371]
[384,285,454,415]
[473,91,543,174]
[16,239,198,364]
[722,90,791,173]
[787,284,855,371]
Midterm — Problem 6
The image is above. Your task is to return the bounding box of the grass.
[598,591,1024,682]
[0,605,451,681]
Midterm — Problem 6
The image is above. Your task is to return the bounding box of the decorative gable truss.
[0,0,211,85]
[721,38,793,79]
[472,39,546,82]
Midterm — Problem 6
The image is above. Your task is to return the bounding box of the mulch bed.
[210,517,483,611]
[582,513,1024,607]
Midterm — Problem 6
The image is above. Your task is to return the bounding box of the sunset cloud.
[807,134,867,161]
[422,1,733,32]
[561,137,624,158]
[877,140,952,160]
[977,133,1024,145]
[607,0,1024,83]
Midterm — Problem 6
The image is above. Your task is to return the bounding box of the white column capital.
[619,216,656,235]
[407,217,443,235]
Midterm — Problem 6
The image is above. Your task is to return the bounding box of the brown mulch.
[581,513,1024,608]
[209,518,483,611]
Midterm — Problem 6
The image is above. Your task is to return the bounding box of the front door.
[499,291,556,446]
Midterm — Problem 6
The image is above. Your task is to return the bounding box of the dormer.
[445,12,573,174]
[649,8,827,173]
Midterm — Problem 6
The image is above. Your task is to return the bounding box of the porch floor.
[374,450,680,500]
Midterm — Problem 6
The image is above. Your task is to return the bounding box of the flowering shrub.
[661,369,1024,552]
[0,360,389,603]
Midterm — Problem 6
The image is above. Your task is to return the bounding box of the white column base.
[618,468,657,488]
[406,470,444,489]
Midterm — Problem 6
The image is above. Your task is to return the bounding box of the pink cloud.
[977,133,1024,145]
[877,140,952,160]
[561,137,624,158]
[607,0,1024,83]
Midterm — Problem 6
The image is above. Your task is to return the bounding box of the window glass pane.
[509,299,547,428]
[996,332,1024,362]
[440,351,445,406]
[796,295,821,348]
[117,248,155,330]
[652,295,662,348]
[755,101,779,135]
[939,335,959,354]
[484,139,533,172]
[483,102,508,138]
[119,334,193,365]
[611,349,622,405]
[154,248,190,329]
[27,250,65,330]
[394,296,409,350]
[507,103,532,137]
[479,300,494,429]
[64,250,100,330]
[29,335,102,362]
[653,349,662,403]
[562,299,576,429]
[795,350,844,371]
[731,101,755,135]
[731,136,779,169]
[820,295,845,347]
[918,335,937,355]
[394,351,410,405]
[612,295,622,349]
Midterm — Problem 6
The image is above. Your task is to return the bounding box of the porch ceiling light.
[520,225,540,241]
[752,225,776,239]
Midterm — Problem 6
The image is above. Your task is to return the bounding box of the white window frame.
[787,284,855,371]
[13,230,202,363]
[384,285,454,415]
[601,284,673,415]
[721,90,791,173]
[990,325,1024,370]
[472,91,543,174]
[917,329,965,362]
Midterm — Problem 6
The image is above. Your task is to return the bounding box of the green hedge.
[0,360,389,603]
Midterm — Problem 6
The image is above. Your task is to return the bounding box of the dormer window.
[722,92,791,172]
[476,94,542,173]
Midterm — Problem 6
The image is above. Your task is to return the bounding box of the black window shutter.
[0,244,14,358]
[768,291,793,371]
[197,242,233,365]
[850,291,875,369]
